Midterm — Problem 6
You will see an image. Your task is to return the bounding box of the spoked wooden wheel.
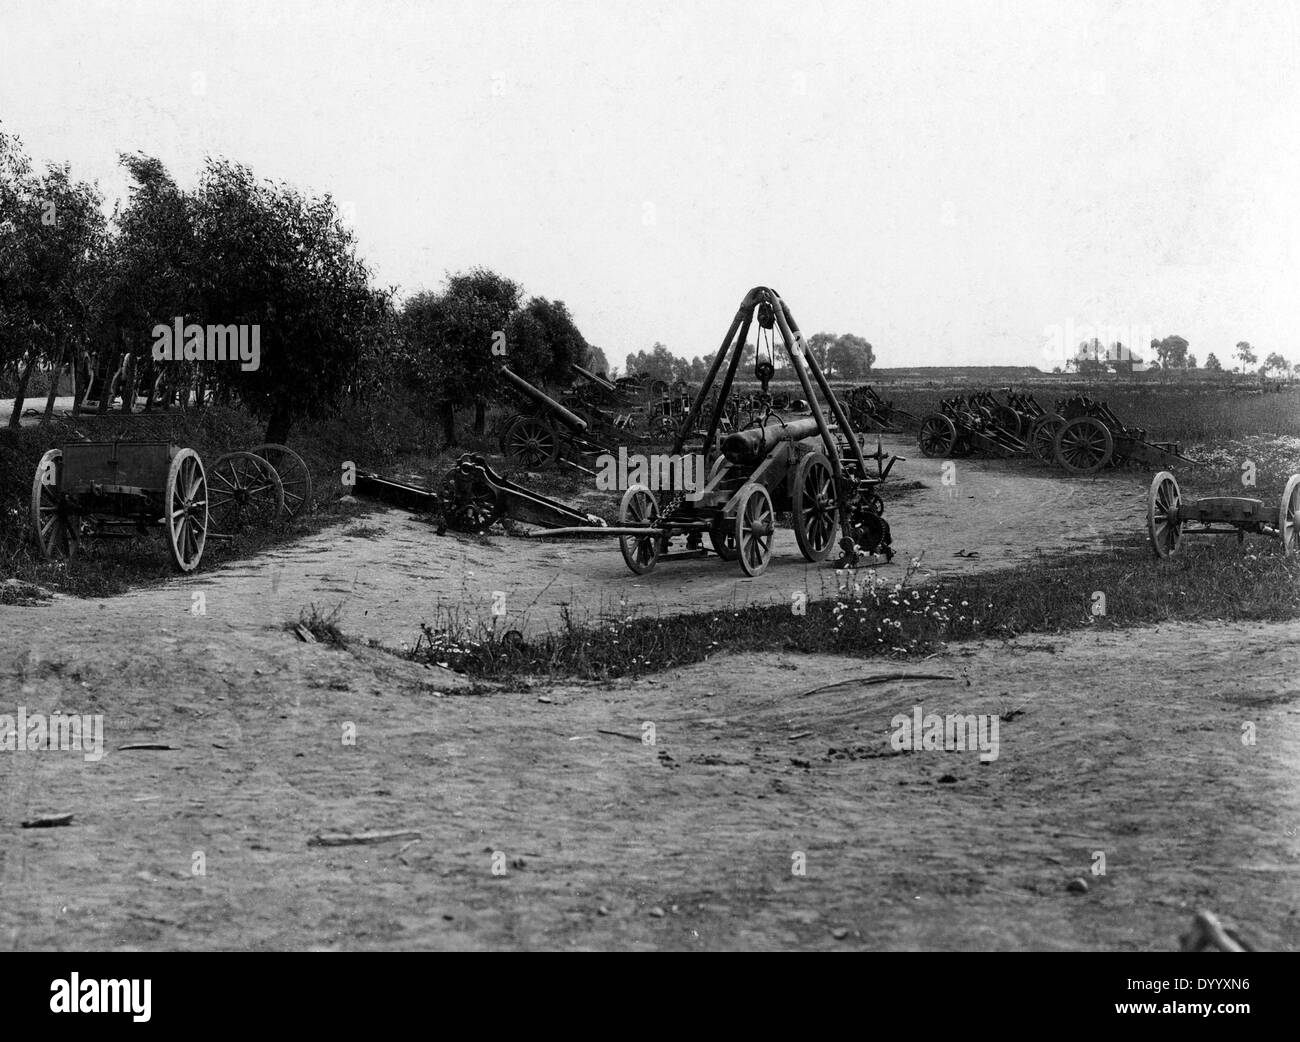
[708,519,739,561]
[1148,470,1182,558]
[619,485,665,574]
[1054,416,1114,475]
[166,448,208,572]
[734,483,776,577]
[249,443,313,517]
[791,451,839,562]
[918,414,957,458]
[1280,474,1300,556]
[208,451,284,533]
[992,405,1023,439]
[504,415,560,468]
[1029,414,1065,464]
[30,449,77,559]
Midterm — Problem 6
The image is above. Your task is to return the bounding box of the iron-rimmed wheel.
[619,485,665,574]
[734,482,776,577]
[1280,474,1300,556]
[791,451,839,562]
[166,448,207,572]
[1148,470,1182,558]
[708,518,739,561]
[1029,413,1065,464]
[1055,416,1114,474]
[208,451,284,533]
[918,413,957,458]
[31,448,77,559]
[503,415,560,468]
[249,443,313,517]
[991,405,1022,438]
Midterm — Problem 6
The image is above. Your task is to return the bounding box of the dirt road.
[53,437,1143,647]
[3,443,1295,950]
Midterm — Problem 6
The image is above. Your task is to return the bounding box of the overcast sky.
[3,0,1298,371]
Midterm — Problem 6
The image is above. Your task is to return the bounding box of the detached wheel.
[1029,414,1065,464]
[31,448,77,559]
[166,448,208,572]
[734,483,776,577]
[1148,470,1182,558]
[1280,474,1300,556]
[618,485,665,575]
[209,451,284,533]
[918,414,957,458]
[791,451,839,562]
[249,444,313,517]
[504,415,560,468]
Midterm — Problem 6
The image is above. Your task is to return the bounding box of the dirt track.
[65,435,1140,646]
[2,442,1297,950]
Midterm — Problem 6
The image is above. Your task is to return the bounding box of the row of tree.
[1070,335,1291,377]
[0,129,602,444]
[622,332,875,385]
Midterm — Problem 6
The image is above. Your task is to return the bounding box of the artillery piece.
[495,364,618,472]
[917,393,1027,458]
[527,287,900,576]
[845,384,918,433]
[1048,394,1199,474]
[1147,471,1300,557]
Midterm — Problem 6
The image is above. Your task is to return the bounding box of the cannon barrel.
[722,416,823,464]
[498,366,588,433]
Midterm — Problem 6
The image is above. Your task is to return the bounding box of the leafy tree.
[400,268,521,444]
[1186,353,1197,369]
[1264,352,1289,377]
[827,334,874,379]
[585,344,610,377]
[190,158,388,444]
[807,332,836,373]
[91,153,197,414]
[1155,335,1188,369]
[1204,352,1222,372]
[1235,340,1257,373]
[0,130,106,427]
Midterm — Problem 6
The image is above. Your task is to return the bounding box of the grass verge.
[401,536,1300,681]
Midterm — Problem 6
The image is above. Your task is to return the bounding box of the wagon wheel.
[791,451,839,562]
[249,444,313,517]
[708,518,739,561]
[649,378,669,400]
[1280,474,1300,556]
[734,483,776,577]
[1029,413,1065,464]
[918,414,957,458]
[30,449,77,559]
[503,415,560,468]
[208,452,284,533]
[165,448,208,572]
[1054,416,1114,475]
[496,412,523,455]
[618,485,665,575]
[991,405,1023,439]
[1148,470,1182,558]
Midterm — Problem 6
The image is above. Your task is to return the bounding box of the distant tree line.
[622,331,874,385]
[1066,333,1291,379]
